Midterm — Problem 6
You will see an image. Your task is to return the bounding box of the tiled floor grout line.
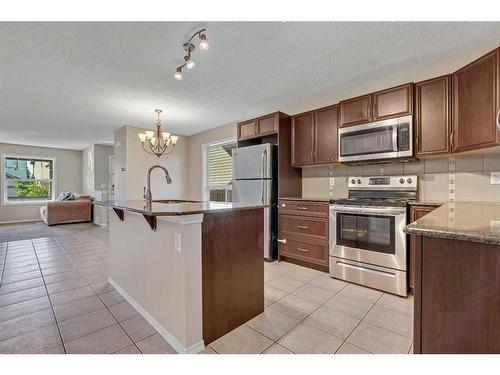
[56,237,144,354]
[30,239,68,354]
[332,292,384,354]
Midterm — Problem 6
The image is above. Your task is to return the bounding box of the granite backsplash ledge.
[301,152,500,203]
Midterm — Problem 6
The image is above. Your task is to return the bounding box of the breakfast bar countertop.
[404,201,500,245]
[94,199,267,216]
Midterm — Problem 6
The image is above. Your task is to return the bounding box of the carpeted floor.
[0,222,100,244]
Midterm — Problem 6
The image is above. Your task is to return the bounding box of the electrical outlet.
[490,172,500,185]
[329,178,335,186]
[490,220,500,232]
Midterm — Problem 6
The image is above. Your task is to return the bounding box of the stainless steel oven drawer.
[329,256,408,296]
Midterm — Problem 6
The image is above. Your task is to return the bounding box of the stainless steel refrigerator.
[232,143,278,261]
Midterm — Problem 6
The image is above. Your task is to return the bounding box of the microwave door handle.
[392,125,398,152]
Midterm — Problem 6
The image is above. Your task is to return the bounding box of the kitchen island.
[95,200,266,353]
[405,202,500,354]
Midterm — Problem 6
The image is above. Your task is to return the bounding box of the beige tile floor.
[205,261,414,354]
[1,224,414,354]
[0,224,175,354]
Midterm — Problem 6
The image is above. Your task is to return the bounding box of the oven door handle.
[330,207,406,216]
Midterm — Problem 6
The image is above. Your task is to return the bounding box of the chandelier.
[138,109,178,158]
[174,28,209,80]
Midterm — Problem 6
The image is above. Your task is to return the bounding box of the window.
[204,140,236,202]
[2,155,56,204]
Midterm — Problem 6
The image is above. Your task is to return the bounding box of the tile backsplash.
[302,151,500,203]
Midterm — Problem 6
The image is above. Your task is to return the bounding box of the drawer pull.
[297,247,309,252]
[297,207,309,210]
[277,238,287,244]
[297,225,309,229]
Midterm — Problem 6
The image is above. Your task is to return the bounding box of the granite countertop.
[94,199,267,216]
[404,202,500,245]
[279,196,332,203]
[407,200,445,207]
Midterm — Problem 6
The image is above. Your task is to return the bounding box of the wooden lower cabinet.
[414,236,500,353]
[409,204,440,289]
[278,199,329,271]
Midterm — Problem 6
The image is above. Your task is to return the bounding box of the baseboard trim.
[108,277,205,354]
[0,219,42,225]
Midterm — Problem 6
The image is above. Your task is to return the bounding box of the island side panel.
[202,208,265,344]
[417,236,500,353]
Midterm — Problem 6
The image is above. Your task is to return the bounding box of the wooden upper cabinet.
[237,113,279,141]
[339,94,371,127]
[415,75,451,156]
[314,105,339,164]
[257,114,278,136]
[452,48,500,152]
[291,112,315,166]
[340,83,413,127]
[237,119,257,140]
[372,83,413,121]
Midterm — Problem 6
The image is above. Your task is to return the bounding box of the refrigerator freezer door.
[233,179,273,259]
[232,143,273,180]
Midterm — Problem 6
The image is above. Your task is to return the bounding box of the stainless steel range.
[329,175,417,296]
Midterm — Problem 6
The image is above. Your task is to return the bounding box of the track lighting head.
[184,55,195,70]
[199,34,209,50]
[174,67,182,80]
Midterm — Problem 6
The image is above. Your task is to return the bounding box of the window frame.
[201,137,236,202]
[1,154,57,206]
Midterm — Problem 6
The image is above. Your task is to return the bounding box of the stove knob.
[407,177,413,184]
[357,179,361,184]
[351,179,356,184]
[399,178,405,184]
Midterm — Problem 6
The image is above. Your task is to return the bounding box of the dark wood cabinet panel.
[452,48,499,152]
[278,199,329,219]
[291,111,315,166]
[409,205,439,289]
[278,238,328,267]
[257,114,277,136]
[415,76,451,156]
[414,237,500,353]
[314,105,339,164]
[372,83,413,121]
[340,94,372,127]
[237,120,257,140]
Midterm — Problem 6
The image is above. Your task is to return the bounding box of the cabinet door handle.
[277,239,287,244]
[450,131,454,150]
[297,225,309,229]
[297,247,309,252]
[297,207,309,210]
[496,109,500,132]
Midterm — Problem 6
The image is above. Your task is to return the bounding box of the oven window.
[336,213,395,254]
[340,126,394,157]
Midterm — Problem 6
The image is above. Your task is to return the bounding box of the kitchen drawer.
[278,200,329,219]
[279,238,328,266]
[279,215,328,243]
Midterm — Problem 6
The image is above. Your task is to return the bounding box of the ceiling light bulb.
[186,59,195,69]
[174,68,182,80]
[162,132,170,140]
[138,133,146,143]
[145,131,154,139]
[171,135,179,145]
[199,34,209,50]
[150,136,156,145]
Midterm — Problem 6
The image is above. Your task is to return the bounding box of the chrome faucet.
[144,165,172,202]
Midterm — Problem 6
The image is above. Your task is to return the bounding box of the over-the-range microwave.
[338,115,413,164]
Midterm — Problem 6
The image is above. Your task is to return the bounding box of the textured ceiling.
[0,22,499,150]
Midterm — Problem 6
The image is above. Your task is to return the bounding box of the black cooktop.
[332,198,410,208]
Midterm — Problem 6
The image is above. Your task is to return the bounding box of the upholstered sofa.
[40,196,92,226]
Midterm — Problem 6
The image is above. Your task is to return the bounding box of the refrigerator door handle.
[261,149,267,204]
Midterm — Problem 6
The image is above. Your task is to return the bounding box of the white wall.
[0,143,82,223]
[113,126,189,201]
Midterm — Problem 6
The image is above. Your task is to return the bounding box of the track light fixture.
[174,28,209,80]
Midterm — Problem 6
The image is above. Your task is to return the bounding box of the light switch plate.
[491,172,500,185]
[174,233,182,252]
[490,220,500,232]
[329,178,335,186]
